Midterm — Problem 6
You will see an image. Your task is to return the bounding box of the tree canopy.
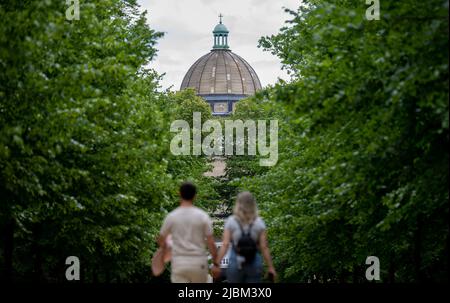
[231,0,449,282]
[0,0,448,283]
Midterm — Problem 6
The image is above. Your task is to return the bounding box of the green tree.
[0,0,211,282]
[235,0,448,282]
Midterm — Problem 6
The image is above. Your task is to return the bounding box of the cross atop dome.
[213,14,229,49]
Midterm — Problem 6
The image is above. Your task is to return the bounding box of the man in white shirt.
[158,182,218,283]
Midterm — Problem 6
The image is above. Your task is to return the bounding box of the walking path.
[203,156,226,177]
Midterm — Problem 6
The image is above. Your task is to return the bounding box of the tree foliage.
[232,0,449,282]
[0,0,213,282]
[1,0,447,284]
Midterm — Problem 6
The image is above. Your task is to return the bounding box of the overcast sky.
[137,0,300,91]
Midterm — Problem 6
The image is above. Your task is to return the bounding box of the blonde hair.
[233,191,258,225]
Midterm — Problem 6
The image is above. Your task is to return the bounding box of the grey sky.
[137,0,299,91]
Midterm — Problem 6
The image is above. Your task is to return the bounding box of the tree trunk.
[2,218,15,283]
[413,214,424,282]
[388,260,395,283]
[32,224,44,282]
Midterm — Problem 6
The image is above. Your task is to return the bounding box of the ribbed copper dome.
[180,16,262,115]
[180,49,262,95]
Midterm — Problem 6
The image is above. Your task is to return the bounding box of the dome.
[213,23,229,33]
[180,50,262,96]
[180,15,262,115]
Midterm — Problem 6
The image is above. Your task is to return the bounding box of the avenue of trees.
[0,0,448,283]
[0,0,216,282]
[230,0,448,282]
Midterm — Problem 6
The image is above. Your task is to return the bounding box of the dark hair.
[179,182,197,200]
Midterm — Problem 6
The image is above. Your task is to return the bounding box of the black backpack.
[234,220,257,264]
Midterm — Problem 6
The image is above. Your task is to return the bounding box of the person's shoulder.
[169,206,181,214]
[192,206,211,218]
[166,207,182,218]
[255,216,266,228]
[224,215,234,222]
[224,215,237,227]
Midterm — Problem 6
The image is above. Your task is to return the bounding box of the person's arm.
[211,228,231,279]
[259,230,277,279]
[207,234,218,263]
[158,215,171,249]
[215,229,231,265]
[157,234,168,249]
[203,215,218,265]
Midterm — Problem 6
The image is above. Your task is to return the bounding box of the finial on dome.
[213,14,229,49]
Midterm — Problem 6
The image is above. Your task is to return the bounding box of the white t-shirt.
[160,206,213,260]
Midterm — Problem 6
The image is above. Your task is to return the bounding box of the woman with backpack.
[212,191,277,283]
